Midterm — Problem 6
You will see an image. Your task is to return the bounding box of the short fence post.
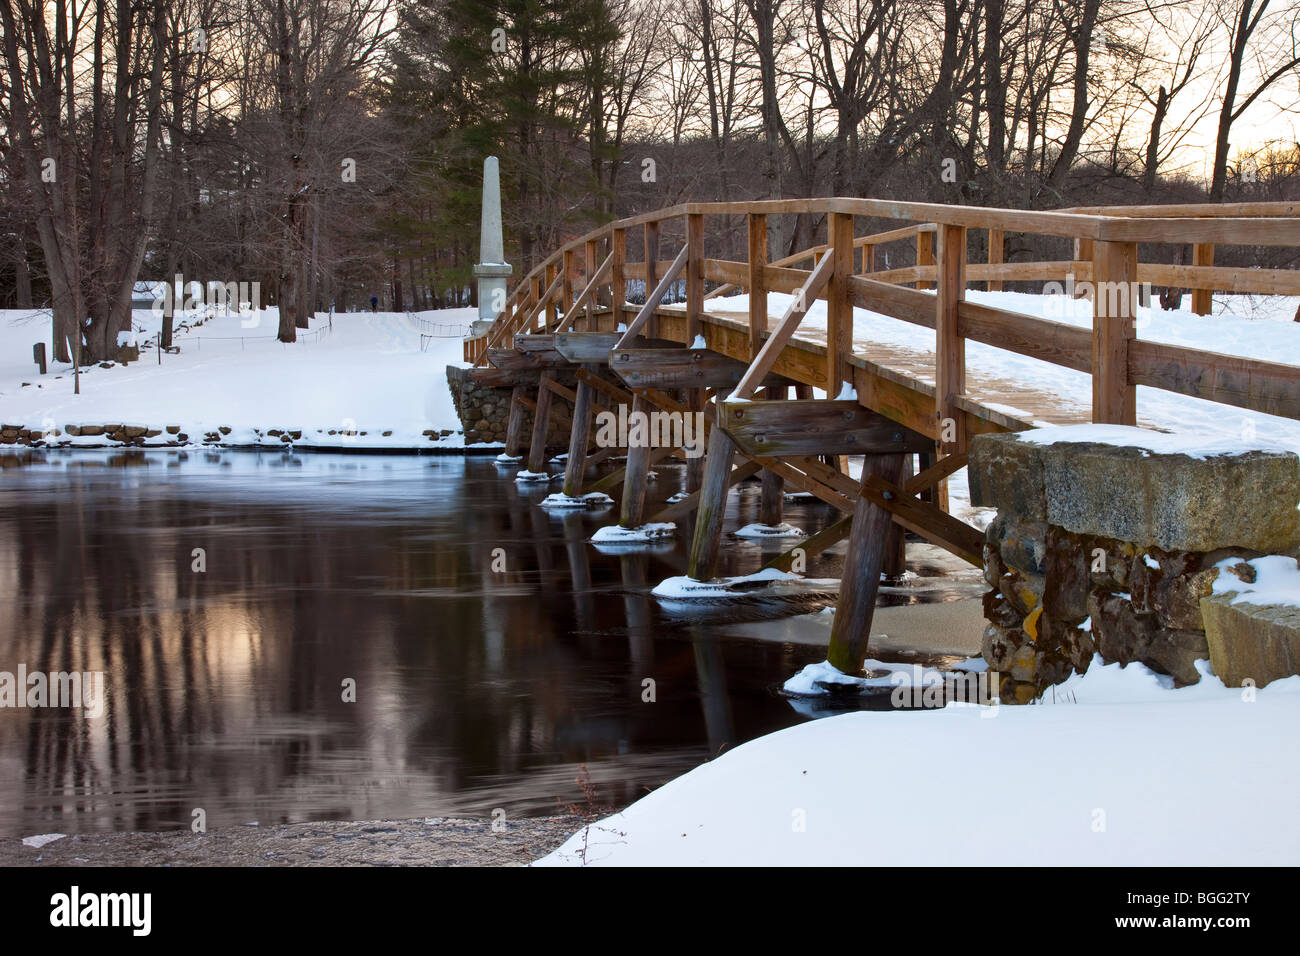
[1192,242,1214,315]
[584,238,600,330]
[562,249,575,326]
[1090,239,1138,425]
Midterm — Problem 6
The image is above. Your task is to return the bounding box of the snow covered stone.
[591,522,676,543]
[539,492,612,509]
[1201,555,1300,689]
[733,522,807,539]
[969,426,1300,553]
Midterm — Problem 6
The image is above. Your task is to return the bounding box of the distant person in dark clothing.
[370,295,378,312]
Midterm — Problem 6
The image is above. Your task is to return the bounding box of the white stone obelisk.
[472,156,511,334]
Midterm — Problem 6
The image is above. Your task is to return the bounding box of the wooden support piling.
[562,379,595,497]
[758,385,787,526]
[504,386,528,458]
[686,415,738,581]
[619,392,656,528]
[526,371,556,473]
[825,453,906,674]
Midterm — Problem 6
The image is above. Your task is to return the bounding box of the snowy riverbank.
[0,306,481,451]
[538,659,1300,866]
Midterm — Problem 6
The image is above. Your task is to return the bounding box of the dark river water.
[0,448,967,838]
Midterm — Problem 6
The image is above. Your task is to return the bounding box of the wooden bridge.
[462,197,1300,674]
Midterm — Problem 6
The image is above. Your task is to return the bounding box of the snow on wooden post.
[827,212,854,395]
[747,213,767,359]
[1091,239,1139,425]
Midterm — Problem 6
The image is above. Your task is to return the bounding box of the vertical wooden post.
[562,380,594,497]
[585,238,599,330]
[825,453,905,674]
[827,211,854,395]
[863,243,875,275]
[545,264,558,328]
[1191,242,1214,316]
[526,371,556,473]
[686,387,706,495]
[882,454,912,580]
[611,227,627,330]
[987,227,1004,292]
[936,223,968,462]
[1091,240,1138,425]
[644,220,659,340]
[619,392,655,528]
[504,386,527,458]
[562,249,575,327]
[916,230,935,290]
[687,212,704,344]
[686,419,737,581]
[1072,238,1094,298]
[748,213,767,359]
[534,274,545,331]
[758,385,786,527]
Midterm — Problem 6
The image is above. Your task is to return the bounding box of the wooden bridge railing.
[467,198,1300,433]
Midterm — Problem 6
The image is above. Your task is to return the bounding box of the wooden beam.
[553,331,621,363]
[758,384,786,525]
[721,399,934,457]
[609,347,758,390]
[904,450,967,495]
[1091,239,1138,425]
[762,514,852,572]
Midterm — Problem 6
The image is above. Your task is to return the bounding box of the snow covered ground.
[0,306,477,449]
[539,659,1300,866]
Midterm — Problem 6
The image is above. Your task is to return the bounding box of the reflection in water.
[0,450,854,836]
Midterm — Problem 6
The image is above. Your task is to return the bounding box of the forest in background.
[2,0,1300,360]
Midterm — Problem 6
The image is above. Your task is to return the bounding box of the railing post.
[1192,242,1214,315]
[1091,239,1138,425]
[862,242,875,275]
[747,213,767,359]
[687,212,704,344]
[644,220,659,340]
[936,223,967,459]
[611,227,626,330]
[534,274,544,331]
[916,229,934,290]
[584,238,599,330]
[545,263,557,328]
[827,211,854,395]
[987,227,1004,292]
[1072,238,1094,297]
[562,249,575,326]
